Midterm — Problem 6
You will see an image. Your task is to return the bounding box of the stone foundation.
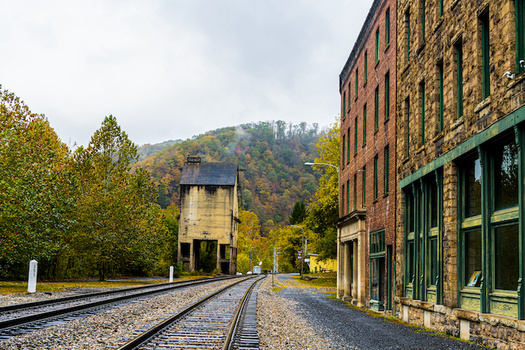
[396,297,525,349]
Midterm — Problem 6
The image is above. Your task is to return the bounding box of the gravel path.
[266,275,488,350]
[0,279,236,349]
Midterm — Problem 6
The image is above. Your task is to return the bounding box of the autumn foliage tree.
[70,116,164,280]
[0,87,72,279]
[304,120,340,260]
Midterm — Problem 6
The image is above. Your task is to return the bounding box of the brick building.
[337,0,397,311]
[396,0,525,347]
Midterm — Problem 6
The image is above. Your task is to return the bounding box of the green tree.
[304,119,340,260]
[0,87,72,279]
[289,201,307,225]
[71,115,162,280]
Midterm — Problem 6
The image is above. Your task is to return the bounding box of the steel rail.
[222,277,260,350]
[0,275,238,331]
[0,276,229,313]
[116,275,260,350]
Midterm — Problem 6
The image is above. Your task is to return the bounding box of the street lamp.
[290,225,305,276]
[304,162,340,174]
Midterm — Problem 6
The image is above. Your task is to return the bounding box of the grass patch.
[294,272,337,289]
[0,278,181,295]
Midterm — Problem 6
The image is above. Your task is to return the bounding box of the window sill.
[474,96,492,113]
[451,117,464,131]
[507,71,525,89]
[433,18,444,33]
[375,59,380,69]
[451,0,460,10]
[416,42,426,55]
[384,117,390,125]
[383,192,389,198]
[384,43,391,54]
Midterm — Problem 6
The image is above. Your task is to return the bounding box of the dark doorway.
[193,240,217,273]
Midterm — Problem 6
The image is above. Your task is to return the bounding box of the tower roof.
[180,162,238,186]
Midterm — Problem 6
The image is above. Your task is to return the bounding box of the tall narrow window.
[421,0,426,42]
[386,9,391,46]
[348,82,352,110]
[363,104,367,145]
[406,97,410,157]
[455,43,464,118]
[364,51,368,85]
[375,87,379,132]
[354,173,357,210]
[420,82,426,146]
[516,0,525,73]
[384,145,389,195]
[346,179,350,215]
[342,184,345,216]
[356,69,359,98]
[406,10,411,61]
[347,127,351,164]
[439,0,443,18]
[376,29,380,63]
[342,135,346,169]
[480,12,490,99]
[385,72,390,121]
[374,155,378,201]
[342,92,346,119]
[354,117,358,155]
[362,166,367,208]
[438,61,444,132]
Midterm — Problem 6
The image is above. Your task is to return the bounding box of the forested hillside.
[136,121,325,231]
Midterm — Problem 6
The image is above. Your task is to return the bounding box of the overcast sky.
[1,0,372,147]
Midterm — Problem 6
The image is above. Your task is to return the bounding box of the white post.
[169,266,174,283]
[28,260,38,293]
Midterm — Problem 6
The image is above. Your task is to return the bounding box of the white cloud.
[0,0,373,146]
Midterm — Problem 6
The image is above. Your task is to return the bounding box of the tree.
[71,115,163,280]
[304,119,340,260]
[289,201,307,225]
[0,87,72,279]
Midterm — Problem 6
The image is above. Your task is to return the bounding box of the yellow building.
[308,255,337,273]
[177,157,239,275]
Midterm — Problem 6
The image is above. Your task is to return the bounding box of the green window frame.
[375,87,379,132]
[363,104,367,146]
[406,10,411,62]
[342,183,345,216]
[421,0,426,42]
[420,82,426,146]
[347,127,351,164]
[458,132,522,318]
[348,82,352,110]
[356,69,359,99]
[403,171,443,303]
[364,51,368,85]
[376,29,380,63]
[342,92,346,119]
[406,97,410,157]
[480,12,490,99]
[386,8,390,46]
[438,61,444,132]
[455,43,464,118]
[439,0,443,18]
[346,179,350,215]
[354,117,358,156]
[385,72,390,121]
[516,0,525,74]
[342,135,346,170]
[374,154,378,201]
[354,173,357,210]
[384,145,389,196]
[362,166,366,208]
[370,229,386,310]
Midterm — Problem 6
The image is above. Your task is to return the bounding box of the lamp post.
[290,225,305,276]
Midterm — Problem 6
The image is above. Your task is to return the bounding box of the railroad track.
[0,275,239,339]
[115,275,263,350]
